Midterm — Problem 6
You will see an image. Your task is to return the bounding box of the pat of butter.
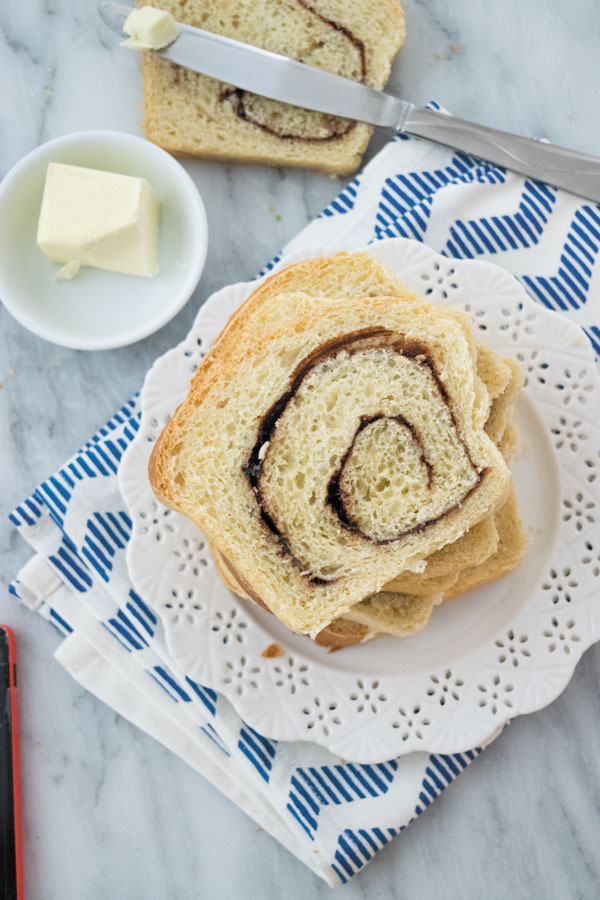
[121,6,178,50]
[37,163,159,278]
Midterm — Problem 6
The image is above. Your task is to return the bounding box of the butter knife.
[99,0,600,202]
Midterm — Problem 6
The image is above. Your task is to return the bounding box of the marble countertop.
[1,1,599,897]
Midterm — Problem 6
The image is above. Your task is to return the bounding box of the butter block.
[37,163,159,278]
[121,6,178,50]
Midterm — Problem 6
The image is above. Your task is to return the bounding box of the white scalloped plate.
[119,238,600,762]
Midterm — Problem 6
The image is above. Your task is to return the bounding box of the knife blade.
[99,0,600,202]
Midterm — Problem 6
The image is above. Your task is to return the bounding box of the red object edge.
[1,625,24,900]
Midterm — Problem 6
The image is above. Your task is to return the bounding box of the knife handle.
[403,107,600,203]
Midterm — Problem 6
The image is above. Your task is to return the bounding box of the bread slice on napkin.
[195,250,515,595]
[204,346,525,648]
[150,281,510,636]
[140,0,406,175]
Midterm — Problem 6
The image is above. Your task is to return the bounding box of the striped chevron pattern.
[238,725,277,782]
[287,760,399,840]
[375,154,507,243]
[522,205,600,312]
[330,750,480,882]
[185,678,218,716]
[586,325,600,350]
[80,512,132,582]
[332,827,399,883]
[414,751,480,815]
[126,589,157,638]
[322,174,361,217]
[201,722,230,757]
[49,534,93,593]
[361,138,599,354]
[49,608,74,635]
[444,179,556,258]
[9,107,600,885]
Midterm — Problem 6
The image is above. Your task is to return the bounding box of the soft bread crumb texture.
[336,363,525,641]
[139,0,406,174]
[200,250,517,606]
[260,348,479,559]
[150,251,516,637]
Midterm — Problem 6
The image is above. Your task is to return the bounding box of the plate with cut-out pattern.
[119,237,600,762]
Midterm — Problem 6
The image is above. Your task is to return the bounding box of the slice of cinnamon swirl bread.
[208,363,524,650]
[194,251,515,596]
[150,282,510,636]
[139,0,405,174]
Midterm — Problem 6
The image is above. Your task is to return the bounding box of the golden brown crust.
[210,542,374,650]
[385,516,498,589]
[314,619,372,650]
[499,421,519,462]
[485,359,524,444]
[383,569,459,595]
[187,254,414,400]
[210,542,249,596]
[443,484,526,601]
[220,553,270,611]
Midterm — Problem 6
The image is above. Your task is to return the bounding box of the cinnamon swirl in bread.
[139,0,405,175]
[150,258,512,636]
[194,250,517,605]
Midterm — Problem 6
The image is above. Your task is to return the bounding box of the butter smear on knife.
[37,163,159,279]
[121,6,178,50]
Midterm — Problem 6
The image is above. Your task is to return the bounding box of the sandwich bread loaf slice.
[150,285,510,636]
[140,0,406,175]
[193,251,516,598]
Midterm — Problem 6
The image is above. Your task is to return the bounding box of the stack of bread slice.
[150,252,527,649]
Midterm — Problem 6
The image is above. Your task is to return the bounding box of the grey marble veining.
[1,1,599,897]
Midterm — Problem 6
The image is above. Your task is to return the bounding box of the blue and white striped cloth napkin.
[9,107,600,885]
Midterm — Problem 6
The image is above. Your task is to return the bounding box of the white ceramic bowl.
[0,130,208,350]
